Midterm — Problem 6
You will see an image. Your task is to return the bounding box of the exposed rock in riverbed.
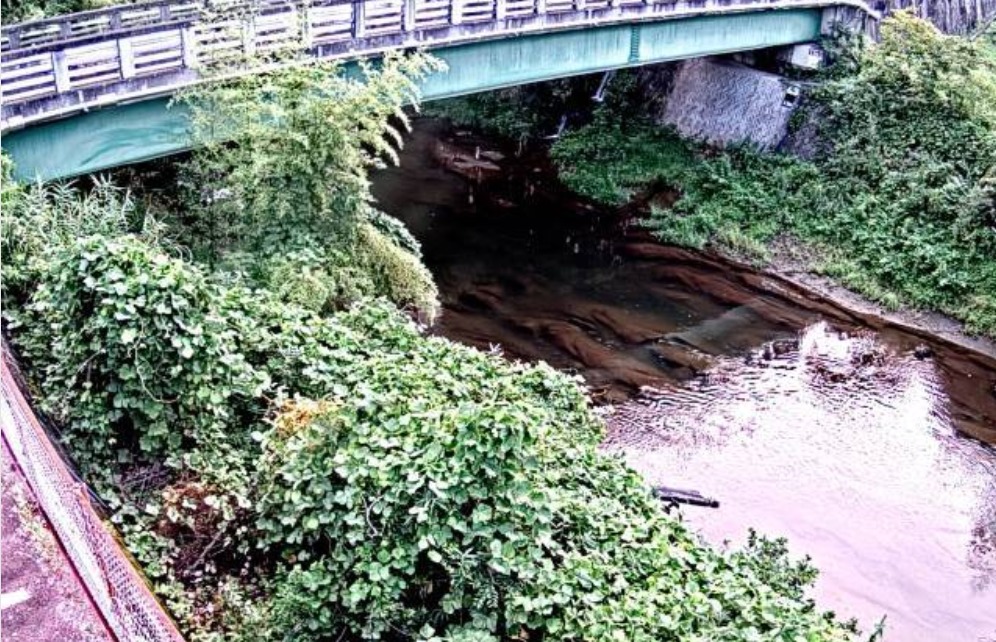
[432,140,503,181]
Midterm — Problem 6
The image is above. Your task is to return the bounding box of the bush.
[172,55,443,317]
[356,222,440,323]
[253,332,858,641]
[7,234,267,474]
[0,163,164,304]
[255,221,438,320]
[551,116,692,206]
[2,44,871,642]
[3,190,863,641]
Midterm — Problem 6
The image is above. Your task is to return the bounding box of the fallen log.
[654,486,720,508]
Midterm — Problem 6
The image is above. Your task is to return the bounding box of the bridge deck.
[1,0,874,179]
[1,0,874,131]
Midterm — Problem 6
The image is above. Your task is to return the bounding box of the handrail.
[1,0,879,131]
[1,0,358,53]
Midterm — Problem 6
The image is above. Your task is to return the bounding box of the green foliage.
[427,71,646,146]
[550,14,996,336]
[0,164,165,304]
[356,222,440,322]
[256,221,439,321]
[3,171,859,641]
[253,321,858,641]
[6,234,268,475]
[551,115,692,206]
[179,54,442,260]
[365,206,425,259]
[1,0,120,22]
[174,53,444,318]
[2,20,871,642]
[259,245,369,313]
[425,82,568,143]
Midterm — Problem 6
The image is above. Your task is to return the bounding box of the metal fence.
[1,346,185,642]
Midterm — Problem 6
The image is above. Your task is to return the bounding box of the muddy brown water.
[372,121,996,641]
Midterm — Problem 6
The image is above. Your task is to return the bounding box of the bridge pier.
[646,56,807,150]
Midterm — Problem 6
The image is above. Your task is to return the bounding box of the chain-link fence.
[1,346,185,642]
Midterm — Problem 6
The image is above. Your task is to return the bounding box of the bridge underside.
[3,9,821,181]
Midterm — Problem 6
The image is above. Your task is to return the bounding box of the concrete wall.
[647,58,800,149]
[641,0,995,150]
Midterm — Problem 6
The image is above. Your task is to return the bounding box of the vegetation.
[550,14,996,336]
[2,204,862,639]
[1,0,124,22]
[173,53,443,321]
[425,74,626,148]
[0,44,866,642]
[2,56,856,641]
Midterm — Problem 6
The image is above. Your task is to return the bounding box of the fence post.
[52,50,71,93]
[404,0,417,31]
[242,15,257,56]
[355,0,366,38]
[301,5,314,47]
[118,38,135,79]
[181,26,198,69]
[452,0,464,24]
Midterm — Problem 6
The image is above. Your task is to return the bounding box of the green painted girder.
[2,10,821,181]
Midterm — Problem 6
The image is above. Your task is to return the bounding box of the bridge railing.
[1,0,875,128]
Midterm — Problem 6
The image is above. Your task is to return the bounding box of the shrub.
[0,164,165,305]
[356,222,440,323]
[550,116,692,206]
[179,53,443,263]
[253,333,859,641]
[7,234,268,474]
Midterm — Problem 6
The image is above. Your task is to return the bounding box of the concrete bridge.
[1,0,875,180]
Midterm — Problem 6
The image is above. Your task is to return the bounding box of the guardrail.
[0,0,877,129]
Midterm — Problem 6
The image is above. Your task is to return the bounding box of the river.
[372,121,996,642]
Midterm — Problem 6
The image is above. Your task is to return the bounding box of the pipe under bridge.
[0,0,875,180]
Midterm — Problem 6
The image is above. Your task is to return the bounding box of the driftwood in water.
[654,486,720,508]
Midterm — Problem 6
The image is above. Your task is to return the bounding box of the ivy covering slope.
[549,14,996,336]
[2,55,868,641]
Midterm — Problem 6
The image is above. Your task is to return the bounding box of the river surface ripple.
[373,122,996,642]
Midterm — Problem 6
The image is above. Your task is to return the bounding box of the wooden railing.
[0,0,877,129]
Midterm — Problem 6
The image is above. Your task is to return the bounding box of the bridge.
[1,0,875,180]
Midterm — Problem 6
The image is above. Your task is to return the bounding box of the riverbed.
[372,121,996,642]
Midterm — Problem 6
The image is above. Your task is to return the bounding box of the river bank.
[407,119,996,443]
[373,119,996,641]
[715,236,996,361]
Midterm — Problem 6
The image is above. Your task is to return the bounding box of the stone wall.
[645,59,801,150]
[639,0,995,151]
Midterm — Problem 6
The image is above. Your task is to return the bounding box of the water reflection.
[373,121,996,642]
[607,323,996,641]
